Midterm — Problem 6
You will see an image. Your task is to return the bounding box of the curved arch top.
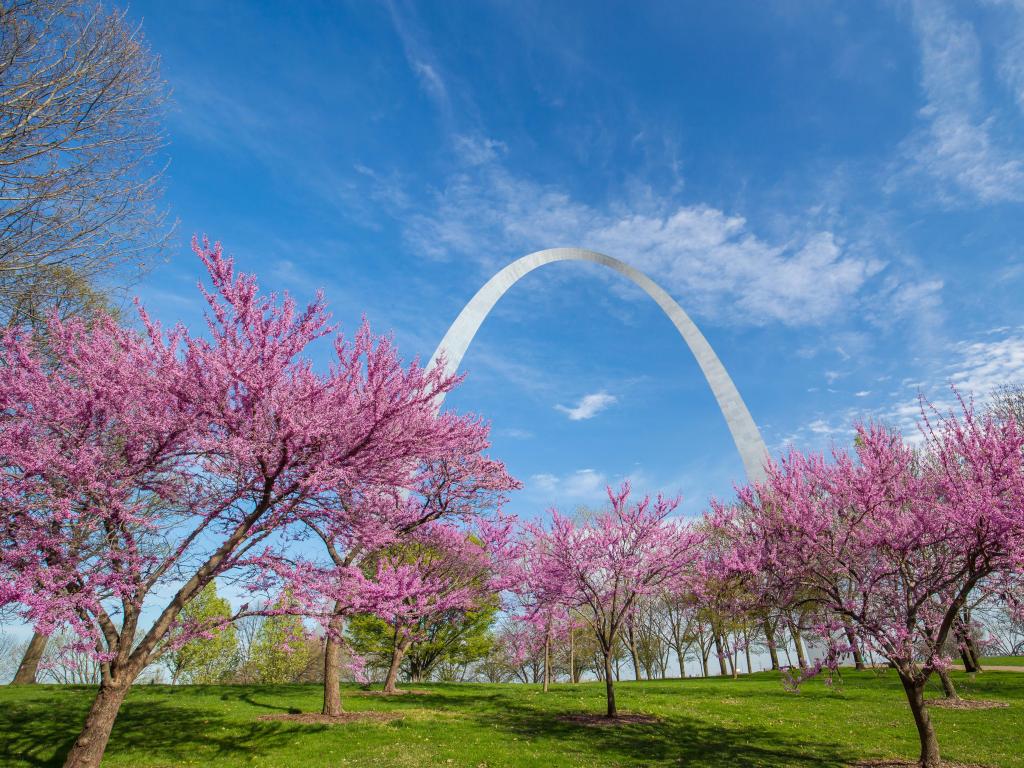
[428,247,768,484]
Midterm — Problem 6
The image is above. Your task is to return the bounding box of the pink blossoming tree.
[0,240,495,768]
[720,402,1024,768]
[265,449,518,715]
[523,483,705,717]
[367,520,510,694]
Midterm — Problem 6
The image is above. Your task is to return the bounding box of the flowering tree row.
[508,402,1023,768]
[712,403,1024,768]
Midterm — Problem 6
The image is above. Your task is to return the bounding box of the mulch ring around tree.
[927,697,1010,710]
[257,711,403,725]
[351,689,431,697]
[556,712,661,726]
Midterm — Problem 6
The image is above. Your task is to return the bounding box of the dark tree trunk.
[937,666,959,700]
[899,672,941,768]
[844,624,865,671]
[676,648,687,678]
[322,612,344,716]
[790,622,808,669]
[383,635,411,695]
[965,634,983,672]
[603,650,617,718]
[626,620,642,681]
[12,632,48,685]
[763,617,780,671]
[543,631,550,692]
[61,678,131,768]
[569,627,577,683]
[713,632,728,676]
[960,610,983,672]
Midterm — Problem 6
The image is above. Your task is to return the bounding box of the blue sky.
[128,0,1024,521]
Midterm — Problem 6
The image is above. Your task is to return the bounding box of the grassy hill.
[2,669,1022,767]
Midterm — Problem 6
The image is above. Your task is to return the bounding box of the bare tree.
[0,631,24,684]
[1,0,172,683]
[38,631,103,685]
[0,0,171,332]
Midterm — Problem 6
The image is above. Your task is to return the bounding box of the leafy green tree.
[405,600,498,682]
[248,610,312,684]
[348,600,498,684]
[165,583,237,685]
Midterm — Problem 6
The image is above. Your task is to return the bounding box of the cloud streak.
[896,0,1024,203]
[402,156,894,327]
[555,392,618,420]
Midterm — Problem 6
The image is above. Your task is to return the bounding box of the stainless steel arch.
[428,247,768,483]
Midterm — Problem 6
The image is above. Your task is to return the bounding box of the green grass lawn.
[981,656,1024,666]
[1,670,1021,767]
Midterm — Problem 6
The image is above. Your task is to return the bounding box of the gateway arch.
[428,247,768,484]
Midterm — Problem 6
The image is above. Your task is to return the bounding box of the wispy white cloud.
[452,134,508,166]
[402,155,896,327]
[779,328,1024,453]
[946,331,1024,399]
[530,468,609,504]
[386,2,451,116]
[555,391,618,421]
[497,427,534,440]
[896,0,1024,203]
[986,0,1024,114]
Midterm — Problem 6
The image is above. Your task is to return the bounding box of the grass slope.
[1,670,1021,767]
[981,656,1024,666]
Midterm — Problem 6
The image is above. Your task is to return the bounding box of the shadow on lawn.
[361,684,859,766]
[0,687,314,768]
[474,696,857,767]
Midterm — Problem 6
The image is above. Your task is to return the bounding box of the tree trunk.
[844,624,865,670]
[713,632,728,676]
[965,634,983,672]
[603,650,617,718]
[627,621,642,681]
[383,635,411,695]
[937,667,959,700]
[743,628,753,674]
[12,632,48,685]
[569,627,576,683]
[322,612,344,716]
[543,631,550,692]
[791,622,808,669]
[676,648,687,678]
[763,617,780,671]
[701,647,710,677]
[61,679,131,768]
[899,672,941,768]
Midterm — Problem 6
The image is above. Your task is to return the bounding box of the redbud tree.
[0,240,494,768]
[524,483,705,717]
[259,449,518,714]
[366,521,509,693]
[721,403,1024,768]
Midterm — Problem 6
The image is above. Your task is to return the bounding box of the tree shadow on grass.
[0,687,317,768]
[473,696,861,767]
[215,685,306,713]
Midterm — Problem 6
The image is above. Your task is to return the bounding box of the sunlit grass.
[1,669,1021,767]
